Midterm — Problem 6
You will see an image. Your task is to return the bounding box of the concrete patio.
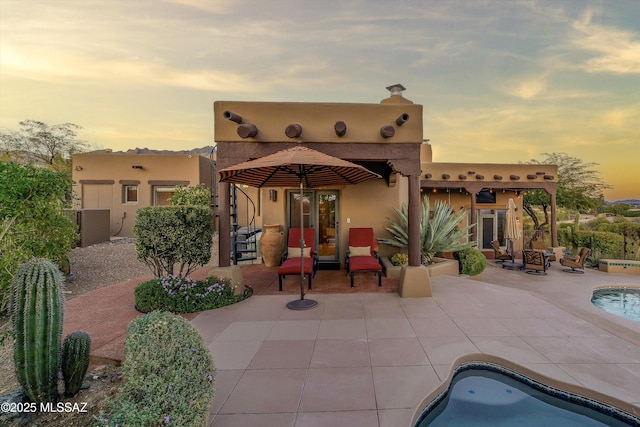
[192,261,640,426]
[63,259,640,426]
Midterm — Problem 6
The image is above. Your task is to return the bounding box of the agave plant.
[378,197,476,264]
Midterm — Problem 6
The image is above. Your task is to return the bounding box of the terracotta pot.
[260,224,284,267]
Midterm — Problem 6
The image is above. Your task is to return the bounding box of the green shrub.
[455,248,487,276]
[390,253,408,266]
[169,184,211,206]
[135,275,252,314]
[0,161,77,317]
[571,230,623,257]
[96,311,215,427]
[133,206,212,278]
[585,216,610,230]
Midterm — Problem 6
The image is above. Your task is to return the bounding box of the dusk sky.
[1,1,638,201]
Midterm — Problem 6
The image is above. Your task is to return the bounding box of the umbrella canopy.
[218,144,381,188]
[218,144,381,310]
[505,198,521,256]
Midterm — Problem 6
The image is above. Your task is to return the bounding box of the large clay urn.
[260,224,284,267]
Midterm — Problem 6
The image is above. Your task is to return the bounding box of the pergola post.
[408,174,421,266]
[218,181,231,267]
[550,190,558,247]
[469,193,477,243]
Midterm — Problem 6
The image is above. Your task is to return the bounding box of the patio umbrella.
[505,198,521,259]
[218,143,381,310]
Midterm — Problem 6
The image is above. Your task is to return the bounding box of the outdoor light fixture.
[74,166,83,171]
[132,165,143,169]
[269,189,277,202]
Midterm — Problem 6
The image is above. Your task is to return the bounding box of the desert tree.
[0,120,89,173]
[521,152,609,234]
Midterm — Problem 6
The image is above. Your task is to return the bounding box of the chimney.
[381,83,413,104]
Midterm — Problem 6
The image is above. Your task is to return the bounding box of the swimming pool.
[415,363,639,426]
[591,287,640,322]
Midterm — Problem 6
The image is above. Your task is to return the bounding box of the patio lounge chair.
[345,227,382,287]
[560,247,590,274]
[491,240,512,263]
[523,249,548,275]
[278,228,318,291]
[530,240,556,262]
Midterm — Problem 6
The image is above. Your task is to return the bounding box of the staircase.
[230,184,261,264]
[210,151,261,265]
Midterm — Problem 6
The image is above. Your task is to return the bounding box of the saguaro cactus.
[62,330,91,397]
[12,259,64,403]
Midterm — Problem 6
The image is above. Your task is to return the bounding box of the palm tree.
[378,197,476,264]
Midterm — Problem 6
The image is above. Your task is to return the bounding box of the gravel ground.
[64,237,151,298]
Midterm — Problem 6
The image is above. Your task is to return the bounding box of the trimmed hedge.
[133,206,212,278]
[135,275,252,314]
[96,311,215,427]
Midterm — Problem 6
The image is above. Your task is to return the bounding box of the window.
[123,185,138,203]
[153,186,176,205]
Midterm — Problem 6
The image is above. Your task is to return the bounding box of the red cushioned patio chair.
[345,227,382,288]
[278,228,318,291]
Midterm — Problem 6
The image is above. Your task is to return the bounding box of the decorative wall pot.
[260,224,284,267]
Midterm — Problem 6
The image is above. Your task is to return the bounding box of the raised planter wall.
[599,259,640,276]
[382,257,459,279]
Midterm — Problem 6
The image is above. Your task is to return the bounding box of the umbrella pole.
[286,177,318,310]
[299,179,305,301]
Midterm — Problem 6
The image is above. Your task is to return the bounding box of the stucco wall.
[72,153,213,237]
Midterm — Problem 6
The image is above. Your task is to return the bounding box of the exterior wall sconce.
[74,166,83,171]
[268,189,277,202]
[132,165,143,169]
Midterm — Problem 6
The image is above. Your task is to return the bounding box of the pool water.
[416,366,639,427]
[591,287,640,322]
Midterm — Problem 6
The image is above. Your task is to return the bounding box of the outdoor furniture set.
[496,239,590,275]
[278,227,383,291]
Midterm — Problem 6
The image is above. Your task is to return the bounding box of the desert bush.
[133,206,212,278]
[135,275,252,314]
[0,161,77,317]
[390,253,408,266]
[96,311,215,427]
[454,247,487,276]
[570,230,623,259]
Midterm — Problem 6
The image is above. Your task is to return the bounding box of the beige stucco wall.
[214,101,423,144]
[258,175,408,266]
[72,152,214,237]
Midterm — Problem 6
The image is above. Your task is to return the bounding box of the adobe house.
[214,85,558,273]
[71,147,218,237]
